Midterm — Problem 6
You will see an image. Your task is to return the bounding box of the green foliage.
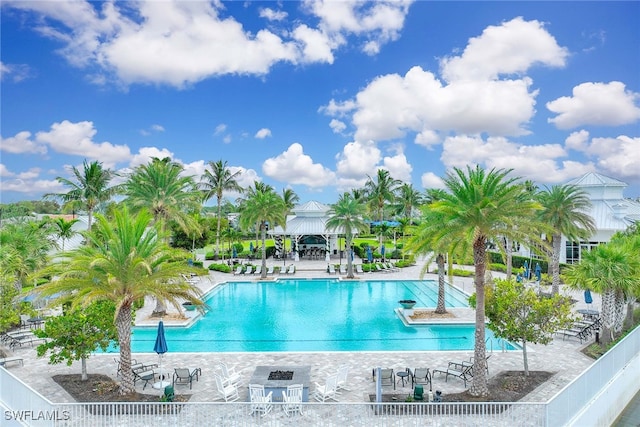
[232,242,244,253]
[489,263,507,273]
[0,280,20,333]
[34,301,118,375]
[170,216,215,250]
[472,279,575,375]
[395,259,414,268]
[205,252,215,260]
[434,268,474,277]
[208,263,231,273]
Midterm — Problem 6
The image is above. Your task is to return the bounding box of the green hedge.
[208,263,231,273]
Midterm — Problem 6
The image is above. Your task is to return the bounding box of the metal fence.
[2,325,639,427]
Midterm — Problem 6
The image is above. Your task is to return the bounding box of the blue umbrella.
[232,246,237,258]
[584,289,593,305]
[523,260,529,279]
[381,244,386,260]
[367,246,373,263]
[153,321,169,388]
[534,263,542,281]
[249,242,254,252]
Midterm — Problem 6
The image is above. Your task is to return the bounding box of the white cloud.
[230,166,261,191]
[565,130,590,151]
[382,150,412,182]
[335,140,381,182]
[35,120,131,166]
[319,99,357,117]
[0,178,64,194]
[0,131,47,154]
[414,130,439,148]
[259,8,288,22]
[151,124,165,132]
[0,61,32,82]
[329,119,347,134]
[140,123,165,136]
[440,17,568,82]
[421,172,444,190]
[263,142,335,187]
[567,134,640,181]
[128,146,175,168]
[0,164,14,177]
[255,128,272,139]
[547,82,640,129]
[222,135,232,144]
[214,123,227,135]
[292,24,335,64]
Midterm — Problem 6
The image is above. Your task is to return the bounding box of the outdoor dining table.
[577,309,599,320]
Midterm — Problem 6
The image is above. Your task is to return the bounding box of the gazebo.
[269,201,347,261]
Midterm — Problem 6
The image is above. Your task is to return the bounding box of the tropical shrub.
[208,263,231,273]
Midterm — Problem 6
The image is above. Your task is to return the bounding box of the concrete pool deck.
[3,257,599,405]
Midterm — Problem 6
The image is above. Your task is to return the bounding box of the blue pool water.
[126,279,516,352]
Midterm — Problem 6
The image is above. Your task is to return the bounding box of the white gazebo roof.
[270,200,344,236]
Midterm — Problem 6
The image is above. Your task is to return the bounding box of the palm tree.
[281,188,299,259]
[563,241,640,345]
[46,160,120,231]
[238,186,286,279]
[326,193,369,279]
[123,157,201,316]
[537,184,596,294]
[426,165,542,397]
[200,160,243,259]
[51,217,79,251]
[364,169,401,246]
[238,181,276,249]
[34,207,203,395]
[395,183,423,221]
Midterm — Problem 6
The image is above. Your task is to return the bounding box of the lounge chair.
[181,273,199,284]
[339,264,347,275]
[374,264,384,273]
[433,361,473,387]
[385,262,399,272]
[216,362,241,386]
[266,266,274,275]
[243,266,253,275]
[0,356,23,367]
[287,265,296,275]
[312,374,339,402]
[232,266,242,275]
[410,367,431,389]
[214,374,239,402]
[372,368,395,389]
[249,384,273,417]
[328,264,336,274]
[282,384,304,416]
[173,368,199,389]
[253,265,262,276]
[355,264,364,274]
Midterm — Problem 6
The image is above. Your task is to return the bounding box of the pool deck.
[3,256,599,404]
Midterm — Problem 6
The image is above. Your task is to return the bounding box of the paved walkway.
[2,256,599,405]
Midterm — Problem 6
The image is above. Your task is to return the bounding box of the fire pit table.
[249,366,311,402]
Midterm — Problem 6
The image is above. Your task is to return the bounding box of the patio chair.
[173,368,198,389]
[312,373,339,402]
[282,384,304,416]
[216,362,242,386]
[214,374,239,402]
[266,266,274,275]
[433,361,473,387]
[339,264,347,275]
[249,384,273,417]
[385,262,400,272]
[0,356,23,367]
[181,273,199,284]
[243,266,253,275]
[233,266,242,275]
[133,369,156,390]
[335,364,350,393]
[410,367,431,389]
[355,264,364,274]
[253,265,262,276]
[372,368,395,389]
[287,265,296,275]
[328,264,336,274]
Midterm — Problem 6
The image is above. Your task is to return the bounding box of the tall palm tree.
[200,160,243,259]
[51,217,79,251]
[238,181,276,249]
[124,157,200,316]
[281,188,300,259]
[395,183,423,221]
[326,193,369,279]
[537,184,596,294]
[563,241,639,345]
[427,165,542,397]
[364,169,401,246]
[46,160,120,231]
[34,207,203,395]
[238,187,286,279]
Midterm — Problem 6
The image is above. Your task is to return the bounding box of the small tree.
[471,279,575,375]
[34,301,117,380]
[0,276,20,333]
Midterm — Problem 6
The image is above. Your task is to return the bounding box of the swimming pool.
[127,279,516,352]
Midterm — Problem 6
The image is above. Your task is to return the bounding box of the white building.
[559,173,640,263]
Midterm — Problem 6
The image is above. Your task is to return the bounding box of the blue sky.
[2,1,639,205]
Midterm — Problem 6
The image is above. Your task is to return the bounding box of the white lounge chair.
[328,264,336,274]
[266,266,274,275]
[282,384,304,416]
[339,265,347,275]
[249,384,273,417]
[287,265,296,275]
[355,264,364,274]
[0,356,23,367]
[232,266,242,275]
[243,266,253,275]
[216,362,242,386]
[181,273,199,284]
[253,265,262,275]
[335,364,350,393]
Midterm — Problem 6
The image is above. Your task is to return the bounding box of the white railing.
[2,325,639,427]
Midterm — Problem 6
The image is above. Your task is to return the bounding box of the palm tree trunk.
[601,289,616,345]
[115,304,136,395]
[152,221,168,316]
[216,195,222,258]
[435,253,447,314]
[260,224,267,279]
[346,236,354,278]
[505,237,513,279]
[551,233,561,295]
[469,237,489,397]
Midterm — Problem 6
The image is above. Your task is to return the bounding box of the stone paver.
[3,256,599,405]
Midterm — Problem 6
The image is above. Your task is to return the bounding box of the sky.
[1,1,639,206]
